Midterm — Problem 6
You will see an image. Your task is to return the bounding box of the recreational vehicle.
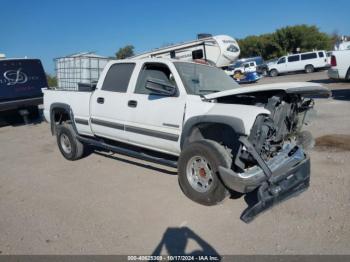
[132,35,240,68]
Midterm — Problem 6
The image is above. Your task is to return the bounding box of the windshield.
[174,62,240,95]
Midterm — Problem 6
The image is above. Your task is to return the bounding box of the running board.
[77,135,178,168]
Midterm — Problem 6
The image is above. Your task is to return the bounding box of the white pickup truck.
[328,50,350,80]
[43,58,330,222]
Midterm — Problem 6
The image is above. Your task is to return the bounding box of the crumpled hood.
[204,82,331,100]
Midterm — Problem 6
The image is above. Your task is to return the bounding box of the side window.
[244,63,249,68]
[288,55,300,62]
[250,62,255,66]
[101,63,135,92]
[318,52,324,58]
[301,53,317,60]
[277,57,286,64]
[135,63,177,95]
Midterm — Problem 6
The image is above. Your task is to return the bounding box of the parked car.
[268,51,329,77]
[43,58,330,222]
[0,58,47,118]
[225,56,265,76]
[225,61,256,76]
[328,50,350,80]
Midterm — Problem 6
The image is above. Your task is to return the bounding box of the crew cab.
[43,58,330,222]
[328,50,350,80]
[0,58,47,118]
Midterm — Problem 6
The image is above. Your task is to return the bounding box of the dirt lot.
[0,70,349,255]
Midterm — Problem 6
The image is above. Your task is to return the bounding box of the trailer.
[132,34,240,68]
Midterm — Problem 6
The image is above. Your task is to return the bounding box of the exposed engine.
[216,91,314,165]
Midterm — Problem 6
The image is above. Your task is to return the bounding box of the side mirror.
[145,79,177,96]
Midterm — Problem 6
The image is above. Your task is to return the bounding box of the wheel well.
[185,123,241,156]
[50,107,71,135]
[305,64,314,69]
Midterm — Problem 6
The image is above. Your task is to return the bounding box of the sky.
[1,0,349,74]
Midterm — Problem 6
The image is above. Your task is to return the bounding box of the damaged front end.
[216,89,326,223]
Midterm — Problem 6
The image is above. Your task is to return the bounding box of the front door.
[126,62,186,155]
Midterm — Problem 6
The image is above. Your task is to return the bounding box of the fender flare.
[49,103,78,135]
[180,115,245,149]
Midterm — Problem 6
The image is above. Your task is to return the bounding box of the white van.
[268,51,329,77]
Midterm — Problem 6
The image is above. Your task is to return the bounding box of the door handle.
[128,100,137,108]
[97,97,104,104]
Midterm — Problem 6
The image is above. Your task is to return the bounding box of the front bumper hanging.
[218,136,311,223]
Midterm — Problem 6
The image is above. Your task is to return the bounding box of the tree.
[46,74,57,87]
[237,24,333,60]
[115,45,135,59]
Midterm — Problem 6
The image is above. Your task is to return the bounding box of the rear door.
[300,52,318,68]
[0,59,47,102]
[287,54,301,71]
[90,62,136,142]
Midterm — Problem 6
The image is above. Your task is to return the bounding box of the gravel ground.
[0,70,349,255]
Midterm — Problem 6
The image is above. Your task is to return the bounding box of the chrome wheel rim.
[186,156,214,193]
[60,134,72,154]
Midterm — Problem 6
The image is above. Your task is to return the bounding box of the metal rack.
[55,52,111,90]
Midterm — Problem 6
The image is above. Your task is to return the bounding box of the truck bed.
[43,88,93,135]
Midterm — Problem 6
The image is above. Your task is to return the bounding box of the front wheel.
[269,69,278,77]
[178,140,232,206]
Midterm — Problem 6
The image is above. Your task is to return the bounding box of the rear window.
[318,52,324,57]
[101,63,135,92]
[301,53,317,60]
[0,59,47,101]
[288,55,300,62]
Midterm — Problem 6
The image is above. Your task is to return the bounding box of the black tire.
[346,68,350,81]
[305,65,314,73]
[28,106,40,120]
[56,123,85,160]
[178,140,232,206]
[269,69,278,77]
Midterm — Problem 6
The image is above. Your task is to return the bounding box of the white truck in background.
[43,58,330,222]
[328,50,350,80]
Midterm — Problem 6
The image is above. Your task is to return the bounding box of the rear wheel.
[56,123,85,160]
[28,106,40,119]
[346,68,350,81]
[305,65,314,73]
[269,69,278,77]
[178,140,232,206]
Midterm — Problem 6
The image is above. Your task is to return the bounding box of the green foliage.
[115,45,135,59]
[46,74,57,87]
[238,24,333,60]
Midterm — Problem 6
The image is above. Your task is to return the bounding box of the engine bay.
[216,90,315,166]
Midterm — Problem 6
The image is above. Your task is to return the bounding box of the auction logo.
[3,68,28,86]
